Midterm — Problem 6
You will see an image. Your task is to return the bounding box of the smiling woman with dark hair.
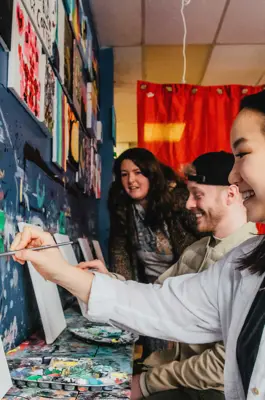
[107,147,199,283]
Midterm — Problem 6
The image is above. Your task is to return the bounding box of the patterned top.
[133,203,174,282]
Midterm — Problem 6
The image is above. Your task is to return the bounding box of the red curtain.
[137,81,265,233]
[137,82,264,171]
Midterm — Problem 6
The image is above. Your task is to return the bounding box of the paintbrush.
[0,241,76,257]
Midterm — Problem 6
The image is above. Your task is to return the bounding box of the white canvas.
[78,238,94,261]
[53,233,87,317]
[92,240,105,264]
[0,337,12,398]
[17,223,66,344]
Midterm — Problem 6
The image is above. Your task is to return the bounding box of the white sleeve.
[86,263,223,344]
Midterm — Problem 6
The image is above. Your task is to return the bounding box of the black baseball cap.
[187,151,234,186]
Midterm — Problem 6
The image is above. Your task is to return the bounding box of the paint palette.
[76,389,131,399]
[3,386,78,399]
[68,323,138,345]
[10,357,130,390]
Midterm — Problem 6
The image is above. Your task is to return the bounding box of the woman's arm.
[11,226,224,344]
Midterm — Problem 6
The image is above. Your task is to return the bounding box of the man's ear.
[227,184,240,205]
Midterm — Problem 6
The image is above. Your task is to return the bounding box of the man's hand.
[131,374,143,400]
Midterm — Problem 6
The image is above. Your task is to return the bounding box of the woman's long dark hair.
[237,90,265,275]
[108,148,177,232]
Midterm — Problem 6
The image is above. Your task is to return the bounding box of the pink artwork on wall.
[8,0,45,120]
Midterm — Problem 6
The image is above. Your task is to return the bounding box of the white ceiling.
[90,0,265,143]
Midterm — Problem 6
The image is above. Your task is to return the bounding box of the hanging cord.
[180,0,191,84]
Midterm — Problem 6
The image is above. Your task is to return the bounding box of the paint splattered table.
[4,307,134,399]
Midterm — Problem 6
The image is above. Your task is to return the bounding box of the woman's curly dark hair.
[108,148,177,232]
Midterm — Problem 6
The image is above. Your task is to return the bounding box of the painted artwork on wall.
[95,153,101,199]
[0,0,14,51]
[86,81,98,136]
[43,60,56,135]
[71,0,81,42]
[21,0,57,56]
[64,16,73,97]
[68,109,79,169]
[8,0,45,120]
[72,40,83,118]
[53,80,69,170]
[63,0,74,18]
[55,0,65,82]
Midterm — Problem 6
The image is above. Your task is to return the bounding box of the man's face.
[186,181,226,233]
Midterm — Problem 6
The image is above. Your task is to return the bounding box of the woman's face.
[120,159,150,202]
[229,109,265,223]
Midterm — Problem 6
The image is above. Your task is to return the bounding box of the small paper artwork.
[53,80,69,170]
[64,16,73,97]
[72,40,83,118]
[43,60,56,135]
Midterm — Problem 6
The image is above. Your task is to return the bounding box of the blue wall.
[0,50,98,351]
[97,48,114,263]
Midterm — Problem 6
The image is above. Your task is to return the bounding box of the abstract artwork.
[86,82,98,136]
[8,0,45,120]
[64,16,73,97]
[71,0,81,42]
[0,0,14,51]
[43,60,56,135]
[63,0,74,18]
[78,2,92,72]
[68,110,80,168]
[55,0,65,82]
[21,0,57,56]
[53,80,69,170]
[95,153,101,199]
[73,40,83,118]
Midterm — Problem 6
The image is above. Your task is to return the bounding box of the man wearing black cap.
[135,151,257,400]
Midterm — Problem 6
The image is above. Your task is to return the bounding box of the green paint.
[27,375,42,381]
[59,211,66,234]
[0,237,4,253]
[0,210,6,232]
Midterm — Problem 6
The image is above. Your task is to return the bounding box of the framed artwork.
[21,0,57,56]
[63,0,74,18]
[0,0,14,51]
[53,80,69,171]
[71,0,81,42]
[95,153,101,199]
[68,108,79,169]
[64,16,73,97]
[79,2,92,71]
[72,40,83,118]
[86,81,98,136]
[76,132,85,190]
[8,0,45,121]
[43,60,56,135]
[55,0,65,82]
